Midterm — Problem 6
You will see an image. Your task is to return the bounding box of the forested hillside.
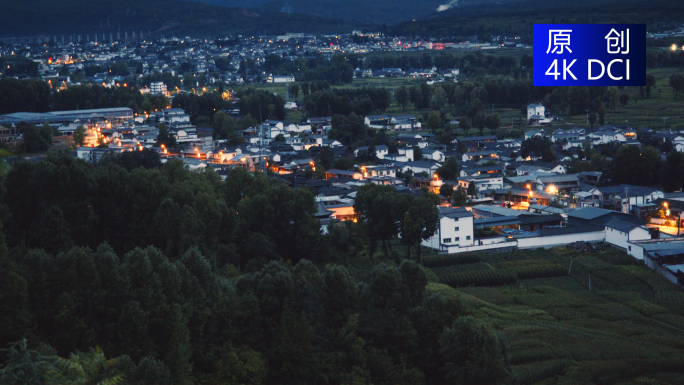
[0,152,509,385]
[0,0,360,37]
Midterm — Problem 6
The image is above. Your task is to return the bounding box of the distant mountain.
[183,0,449,25]
[182,0,661,26]
[0,0,362,37]
[389,0,672,38]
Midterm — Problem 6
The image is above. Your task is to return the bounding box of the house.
[595,185,664,213]
[579,171,602,185]
[535,174,579,193]
[605,218,652,250]
[324,169,363,180]
[459,135,497,147]
[527,103,545,120]
[365,166,396,178]
[566,207,644,227]
[480,187,554,207]
[524,129,545,140]
[461,151,498,162]
[402,160,441,176]
[460,164,504,177]
[284,102,298,110]
[457,175,504,193]
[422,148,445,162]
[0,125,15,143]
[390,115,416,124]
[354,145,389,159]
[364,114,391,126]
[422,207,475,251]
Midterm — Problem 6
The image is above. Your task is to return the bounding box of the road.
[647,224,682,237]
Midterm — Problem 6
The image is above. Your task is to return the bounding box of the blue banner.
[533,24,646,86]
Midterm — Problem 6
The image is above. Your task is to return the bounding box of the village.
[3,97,684,289]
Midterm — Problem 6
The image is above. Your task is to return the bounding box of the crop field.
[427,245,684,385]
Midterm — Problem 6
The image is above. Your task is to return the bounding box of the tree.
[165,305,193,385]
[31,206,73,254]
[597,106,607,126]
[395,86,409,111]
[439,317,511,385]
[21,123,52,153]
[662,151,684,192]
[611,145,661,186]
[413,146,423,161]
[473,111,486,136]
[589,112,597,127]
[467,182,477,197]
[156,123,177,148]
[0,339,124,385]
[467,98,484,119]
[432,86,447,109]
[459,116,471,138]
[645,74,656,97]
[521,136,555,162]
[670,74,684,100]
[289,83,300,100]
[353,184,404,258]
[72,125,86,147]
[619,93,630,106]
[436,157,461,181]
[440,184,454,199]
[409,86,423,109]
[427,110,442,131]
[452,186,468,206]
[484,113,501,136]
[401,198,439,261]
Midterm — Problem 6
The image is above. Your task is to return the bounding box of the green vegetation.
[391,0,684,40]
[426,246,684,385]
[0,0,361,37]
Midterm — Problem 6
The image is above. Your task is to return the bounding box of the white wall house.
[527,103,545,119]
[423,149,445,162]
[605,219,651,250]
[354,145,389,159]
[422,207,475,251]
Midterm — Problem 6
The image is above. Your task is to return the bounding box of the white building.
[527,103,546,120]
[268,75,295,83]
[605,219,651,250]
[150,82,168,96]
[423,207,475,251]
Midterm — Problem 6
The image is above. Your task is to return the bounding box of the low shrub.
[422,253,481,267]
[624,300,670,316]
[598,290,642,303]
[440,269,517,287]
[431,262,493,277]
[511,264,567,280]
[513,359,571,385]
[567,358,684,384]
[497,259,551,270]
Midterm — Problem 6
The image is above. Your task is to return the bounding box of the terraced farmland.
[427,246,684,384]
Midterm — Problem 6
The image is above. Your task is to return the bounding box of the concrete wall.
[626,242,644,260]
[517,230,605,249]
[442,240,517,254]
[644,256,680,286]
[606,227,651,250]
[423,215,475,250]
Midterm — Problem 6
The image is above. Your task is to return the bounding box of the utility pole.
[624,186,629,213]
[586,109,589,125]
